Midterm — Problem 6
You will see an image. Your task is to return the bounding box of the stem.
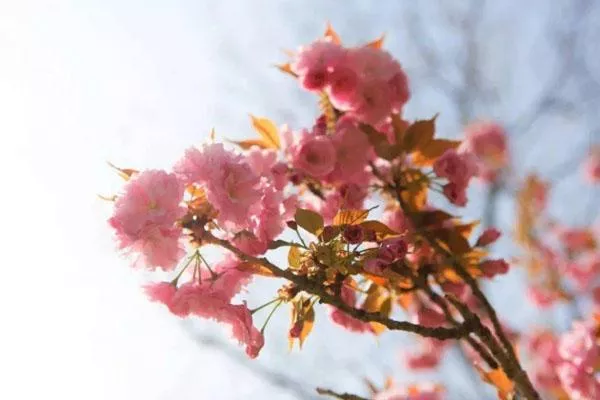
[260,300,283,334]
[316,388,368,400]
[207,233,473,341]
[251,298,281,314]
[385,173,541,399]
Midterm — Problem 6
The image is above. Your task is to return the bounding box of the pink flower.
[329,284,374,333]
[382,209,413,235]
[583,146,600,184]
[318,184,367,223]
[328,65,359,102]
[480,259,510,278]
[343,225,364,244]
[291,132,337,177]
[557,227,596,254]
[414,304,446,328]
[558,321,599,370]
[527,285,559,308]
[246,147,277,178]
[327,119,371,182]
[232,231,268,256]
[557,321,600,400]
[525,331,563,390]
[374,384,443,400]
[442,182,467,207]
[565,256,600,291]
[381,237,408,260]
[144,282,177,308]
[251,185,285,244]
[326,46,410,126]
[174,144,261,230]
[475,228,501,247]
[109,170,186,270]
[204,255,253,302]
[405,338,446,370]
[293,40,346,91]
[168,283,264,357]
[433,149,476,186]
[464,121,509,181]
[270,162,289,190]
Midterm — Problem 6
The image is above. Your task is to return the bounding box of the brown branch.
[208,233,471,341]
[387,177,541,400]
[316,388,369,400]
[411,269,499,370]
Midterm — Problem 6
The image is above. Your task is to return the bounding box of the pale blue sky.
[0,1,597,399]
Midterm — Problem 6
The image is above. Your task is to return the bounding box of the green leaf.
[294,208,324,235]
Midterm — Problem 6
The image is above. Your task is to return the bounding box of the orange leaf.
[455,221,480,239]
[230,138,270,150]
[391,113,409,145]
[249,115,280,149]
[413,210,454,228]
[360,123,401,160]
[412,139,462,167]
[324,22,342,44]
[107,161,138,181]
[366,34,385,49]
[236,261,275,277]
[403,115,437,153]
[431,227,472,255]
[333,209,369,226]
[475,366,515,400]
[398,169,429,211]
[360,220,399,240]
[369,322,386,335]
[275,62,298,78]
[396,292,414,310]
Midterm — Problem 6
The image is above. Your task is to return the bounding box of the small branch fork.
[368,160,539,398]
[204,163,541,399]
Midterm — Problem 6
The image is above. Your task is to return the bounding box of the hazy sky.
[1,1,596,399]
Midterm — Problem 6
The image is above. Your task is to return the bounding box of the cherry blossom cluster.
[104,25,566,400]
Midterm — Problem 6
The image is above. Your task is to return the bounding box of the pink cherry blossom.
[527,285,560,308]
[290,131,337,177]
[442,182,467,207]
[144,282,177,308]
[557,321,600,400]
[109,170,186,270]
[326,45,410,126]
[327,119,371,182]
[293,40,346,91]
[433,149,476,187]
[374,384,443,400]
[463,121,509,182]
[583,146,600,183]
[556,227,596,254]
[405,338,446,370]
[382,209,413,235]
[204,255,253,302]
[251,185,285,243]
[174,143,261,230]
[414,304,446,328]
[167,283,264,357]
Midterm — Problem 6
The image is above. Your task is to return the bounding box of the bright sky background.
[0,1,597,399]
